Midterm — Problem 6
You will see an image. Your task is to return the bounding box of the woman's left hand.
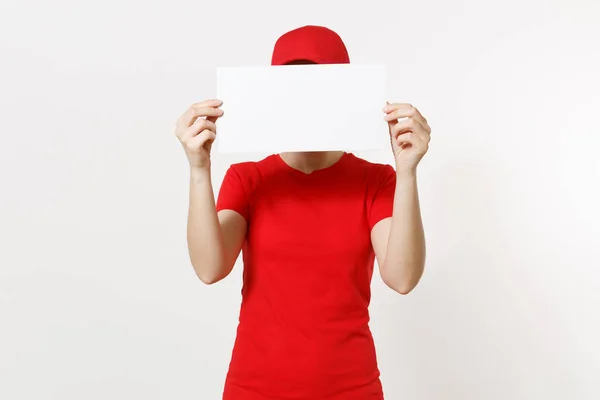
[383,103,431,174]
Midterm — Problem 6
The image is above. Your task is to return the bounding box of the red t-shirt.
[216,152,396,400]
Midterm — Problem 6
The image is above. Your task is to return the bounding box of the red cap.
[271,25,350,65]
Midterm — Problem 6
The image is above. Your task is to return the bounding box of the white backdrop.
[1,0,599,399]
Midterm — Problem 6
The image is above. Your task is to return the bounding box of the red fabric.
[216,153,396,400]
[271,25,350,66]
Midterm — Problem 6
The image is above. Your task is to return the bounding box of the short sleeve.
[216,165,250,221]
[368,164,396,230]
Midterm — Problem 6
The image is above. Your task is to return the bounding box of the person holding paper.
[175,25,431,400]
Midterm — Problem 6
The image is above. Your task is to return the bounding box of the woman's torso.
[217,153,395,400]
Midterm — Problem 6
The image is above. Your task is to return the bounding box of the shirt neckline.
[274,152,352,177]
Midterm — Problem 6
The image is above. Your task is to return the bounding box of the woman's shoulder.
[227,154,278,175]
[345,153,396,177]
[223,154,281,193]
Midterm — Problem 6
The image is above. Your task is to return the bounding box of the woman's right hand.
[175,99,224,170]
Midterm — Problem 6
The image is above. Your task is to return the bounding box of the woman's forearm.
[187,167,226,284]
[381,171,426,294]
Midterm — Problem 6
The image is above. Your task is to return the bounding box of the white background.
[1,0,599,399]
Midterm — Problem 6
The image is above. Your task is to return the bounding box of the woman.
[175,26,431,400]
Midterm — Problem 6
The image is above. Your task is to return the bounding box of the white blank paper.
[216,64,389,154]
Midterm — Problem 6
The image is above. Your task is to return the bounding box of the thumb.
[385,101,396,126]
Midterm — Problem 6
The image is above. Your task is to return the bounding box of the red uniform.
[216,152,396,400]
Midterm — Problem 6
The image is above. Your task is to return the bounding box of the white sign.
[216,64,389,154]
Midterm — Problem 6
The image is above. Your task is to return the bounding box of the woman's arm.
[187,168,247,285]
[371,171,425,294]
[371,102,431,294]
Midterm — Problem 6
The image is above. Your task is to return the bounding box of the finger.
[396,132,427,152]
[397,131,430,153]
[393,118,430,139]
[385,106,425,124]
[391,117,426,138]
[383,102,413,113]
[178,107,224,130]
[177,101,224,128]
[176,99,222,125]
[179,118,217,141]
[183,106,224,128]
[409,124,431,144]
[186,129,216,150]
[384,104,431,134]
[197,99,223,107]
[396,132,416,147]
[417,131,432,145]
[206,114,220,124]
[176,117,216,140]
[383,103,421,118]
